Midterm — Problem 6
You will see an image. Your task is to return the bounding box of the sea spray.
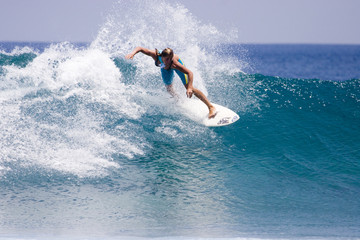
[0,42,149,178]
[91,0,248,94]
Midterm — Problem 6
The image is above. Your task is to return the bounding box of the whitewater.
[1,0,360,239]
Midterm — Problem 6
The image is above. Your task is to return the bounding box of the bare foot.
[208,106,217,119]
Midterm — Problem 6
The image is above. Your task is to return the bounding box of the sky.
[1,0,360,44]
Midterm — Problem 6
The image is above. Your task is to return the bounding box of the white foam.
[0,41,149,178]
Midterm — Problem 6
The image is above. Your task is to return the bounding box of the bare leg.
[192,87,217,119]
[166,84,179,99]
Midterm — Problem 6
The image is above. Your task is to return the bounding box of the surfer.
[125,47,216,118]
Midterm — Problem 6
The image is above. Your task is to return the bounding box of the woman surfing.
[125,47,216,118]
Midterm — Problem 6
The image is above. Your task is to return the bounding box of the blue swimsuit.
[156,52,189,86]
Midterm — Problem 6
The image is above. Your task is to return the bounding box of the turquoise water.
[1,1,360,239]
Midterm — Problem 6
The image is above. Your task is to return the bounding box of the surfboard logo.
[217,117,231,125]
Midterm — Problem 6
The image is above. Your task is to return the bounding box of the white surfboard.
[177,99,239,127]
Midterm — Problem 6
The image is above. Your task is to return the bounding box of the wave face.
[0,0,360,239]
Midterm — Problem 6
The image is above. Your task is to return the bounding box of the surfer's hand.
[186,87,193,98]
[125,53,134,59]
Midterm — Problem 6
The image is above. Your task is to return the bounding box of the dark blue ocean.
[1,1,360,239]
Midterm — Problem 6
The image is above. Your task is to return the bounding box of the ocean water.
[1,1,360,239]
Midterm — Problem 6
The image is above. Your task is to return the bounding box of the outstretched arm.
[125,47,157,61]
